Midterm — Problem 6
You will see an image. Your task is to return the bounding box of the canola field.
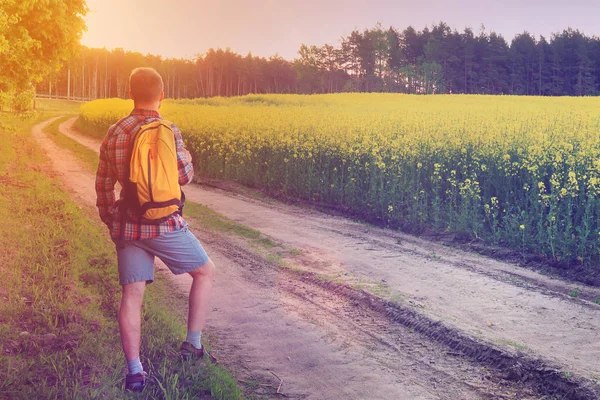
[78,94,600,268]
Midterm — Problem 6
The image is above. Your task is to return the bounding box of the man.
[95,67,215,392]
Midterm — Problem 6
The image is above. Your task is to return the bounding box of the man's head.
[129,67,164,109]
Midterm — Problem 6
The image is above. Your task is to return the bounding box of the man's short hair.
[129,67,164,103]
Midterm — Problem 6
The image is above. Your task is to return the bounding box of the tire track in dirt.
[53,117,600,398]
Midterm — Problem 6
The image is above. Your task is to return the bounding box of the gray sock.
[185,330,202,349]
[127,357,143,375]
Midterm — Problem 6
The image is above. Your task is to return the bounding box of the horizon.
[81,0,600,60]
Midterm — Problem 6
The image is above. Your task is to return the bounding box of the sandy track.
[37,119,438,399]
[38,119,512,399]
[29,116,598,398]
[36,118,535,399]
[58,117,600,383]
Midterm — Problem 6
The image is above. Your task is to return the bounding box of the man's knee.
[188,258,215,280]
[122,281,146,303]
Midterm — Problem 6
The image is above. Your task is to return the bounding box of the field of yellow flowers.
[78,94,600,270]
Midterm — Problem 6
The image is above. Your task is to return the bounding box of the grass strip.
[43,116,100,172]
[183,202,277,249]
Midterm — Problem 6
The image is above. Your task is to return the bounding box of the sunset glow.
[81,0,600,60]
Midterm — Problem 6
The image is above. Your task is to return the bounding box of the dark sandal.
[180,341,204,360]
[125,371,147,392]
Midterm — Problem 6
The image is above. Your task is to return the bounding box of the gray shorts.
[116,227,209,285]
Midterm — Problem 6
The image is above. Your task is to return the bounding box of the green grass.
[288,248,304,257]
[43,116,100,172]
[315,274,337,282]
[35,98,82,115]
[497,339,529,351]
[184,202,261,239]
[0,106,244,399]
[184,202,279,252]
[568,289,580,298]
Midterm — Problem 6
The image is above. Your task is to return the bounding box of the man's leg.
[116,242,154,391]
[137,228,214,354]
[186,259,215,347]
[119,281,147,364]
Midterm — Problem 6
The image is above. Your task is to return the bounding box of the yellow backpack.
[125,120,182,221]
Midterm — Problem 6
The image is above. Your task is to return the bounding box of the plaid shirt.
[95,108,194,241]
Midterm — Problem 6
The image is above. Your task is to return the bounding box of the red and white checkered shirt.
[95,108,194,241]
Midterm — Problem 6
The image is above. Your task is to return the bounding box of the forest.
[38,22,600,99]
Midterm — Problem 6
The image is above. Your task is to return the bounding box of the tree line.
[297,23,600,96]
[37,22,600,100]
[36,47,298,100]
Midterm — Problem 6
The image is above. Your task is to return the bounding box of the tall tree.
[550,29,596,96]
[510,32,537,95]
[340,30,363,91]
[534,36,553,95]
[387,27,405,92]
[400,26,426,93]
[359,29,377,91]
[294,44,324,93]
[462,27,476,93]
[0,0,87,108]
[424,22,452,93]
[368,23,389,91]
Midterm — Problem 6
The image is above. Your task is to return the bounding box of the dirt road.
[35,117,600,398]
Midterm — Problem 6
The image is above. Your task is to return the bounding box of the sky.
[81,0,600,60]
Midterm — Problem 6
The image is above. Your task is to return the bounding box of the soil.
[31,117,600,399]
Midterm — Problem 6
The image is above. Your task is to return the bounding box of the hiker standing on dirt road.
[95,67,215,392]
